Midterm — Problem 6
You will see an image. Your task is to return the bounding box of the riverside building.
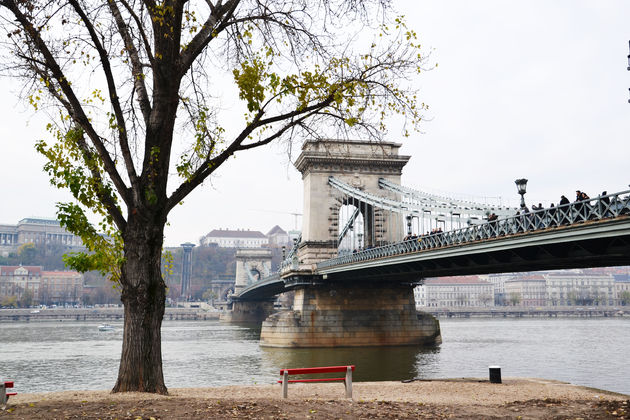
[0,265,84,305]
[504,275,547,307]
[414,276,495,308]
[545,269,615,306]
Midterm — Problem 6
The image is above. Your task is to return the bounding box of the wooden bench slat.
[279,365,355,375]
[277,377,346,383]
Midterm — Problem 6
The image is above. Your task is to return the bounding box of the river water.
[0,317,628,395]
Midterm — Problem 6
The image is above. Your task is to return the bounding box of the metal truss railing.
[317,190,630,269]
[330,176,514,218]
[237,272,281,298]
[378,178,517,216]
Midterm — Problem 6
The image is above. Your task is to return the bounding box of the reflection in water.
[261,345,440,382]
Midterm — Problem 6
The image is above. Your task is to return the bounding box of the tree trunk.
[112,218,168,394]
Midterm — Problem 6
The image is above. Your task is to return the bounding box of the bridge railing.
[279,233,302,271]
[317,190,630,269]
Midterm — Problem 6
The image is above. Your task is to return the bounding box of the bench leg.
[282,371,288,399]
[0,383,6,405]
[345,366,353,399]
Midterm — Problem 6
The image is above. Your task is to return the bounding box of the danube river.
[0,317,628,395]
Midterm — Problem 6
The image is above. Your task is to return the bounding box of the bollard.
[489,366,502,383]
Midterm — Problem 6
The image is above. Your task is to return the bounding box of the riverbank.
[0,307,219,322]
[2,378,628,419]
[427,306,629,319]
[1,306,628,323]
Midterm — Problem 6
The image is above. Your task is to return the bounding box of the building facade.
[414,276,494,308]
[0,265,42,301]
[40,270,84,305]
[545,270,615,306]
[504,275,547,307]
[200,228,269,248]
[615,278,630,305]
[0,218,82,256]
[0,265,83,305]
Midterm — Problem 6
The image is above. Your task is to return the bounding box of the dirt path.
[2,378,628,419]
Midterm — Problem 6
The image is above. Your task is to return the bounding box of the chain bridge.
[226,139,630,348]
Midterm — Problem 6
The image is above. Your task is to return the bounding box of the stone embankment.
[426,306,628,318]
[0,307,220,322]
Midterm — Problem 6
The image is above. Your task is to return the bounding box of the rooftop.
[205,229,267,239]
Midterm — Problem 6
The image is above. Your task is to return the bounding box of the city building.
[40,270,84,305]
[266,225,291,247]
[504,275,547,306]
[545,269,615,306]
[613,271,630,305]
[0,218,82,256]
[0,265,41,301]
[199,228,269,248]
[414,276,494,308]
[0,265,83,305]
[479,273,509,305]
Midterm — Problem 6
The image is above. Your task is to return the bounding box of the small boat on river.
[98,324,114,332]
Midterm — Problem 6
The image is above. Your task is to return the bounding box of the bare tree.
[0,0,428,393]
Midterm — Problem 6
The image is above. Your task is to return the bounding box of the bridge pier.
[260,283,441,347]
[221,300,275,323]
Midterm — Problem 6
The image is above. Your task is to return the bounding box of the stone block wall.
[260,283,441,347]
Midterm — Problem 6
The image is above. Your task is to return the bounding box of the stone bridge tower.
[233,248,273,294]
[293,139,410,268]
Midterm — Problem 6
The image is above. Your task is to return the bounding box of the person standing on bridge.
[549,203,557,227]
[575,190,591,221]
[559,195,570,225]
[600,191,611,218]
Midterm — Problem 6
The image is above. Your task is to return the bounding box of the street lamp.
[406,215,413,236]
[514,178,528,210]
[357,232,363,250]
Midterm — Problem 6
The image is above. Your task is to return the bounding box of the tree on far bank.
[17,243,38,265]
[0,295,18,308]
[18,288,34,308]
[0,0,428,394]
[508,292,521,306]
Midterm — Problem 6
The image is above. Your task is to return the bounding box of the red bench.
[1,380,17,404]
[278,365,355,398]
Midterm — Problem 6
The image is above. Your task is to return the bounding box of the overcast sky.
[1,1,629,247]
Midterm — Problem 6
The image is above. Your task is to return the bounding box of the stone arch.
[234,248,273,294]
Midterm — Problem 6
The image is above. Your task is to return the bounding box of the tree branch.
[2,0,132,211]
[178,0,239,75]
[68,0,139,189]
[107,0,153,125]
[165,88,336,211]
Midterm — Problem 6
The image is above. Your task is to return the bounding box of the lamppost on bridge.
[406,215,413,236]
[357,232,363,250]
[627,40,630,103]
[515,178,528,210]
